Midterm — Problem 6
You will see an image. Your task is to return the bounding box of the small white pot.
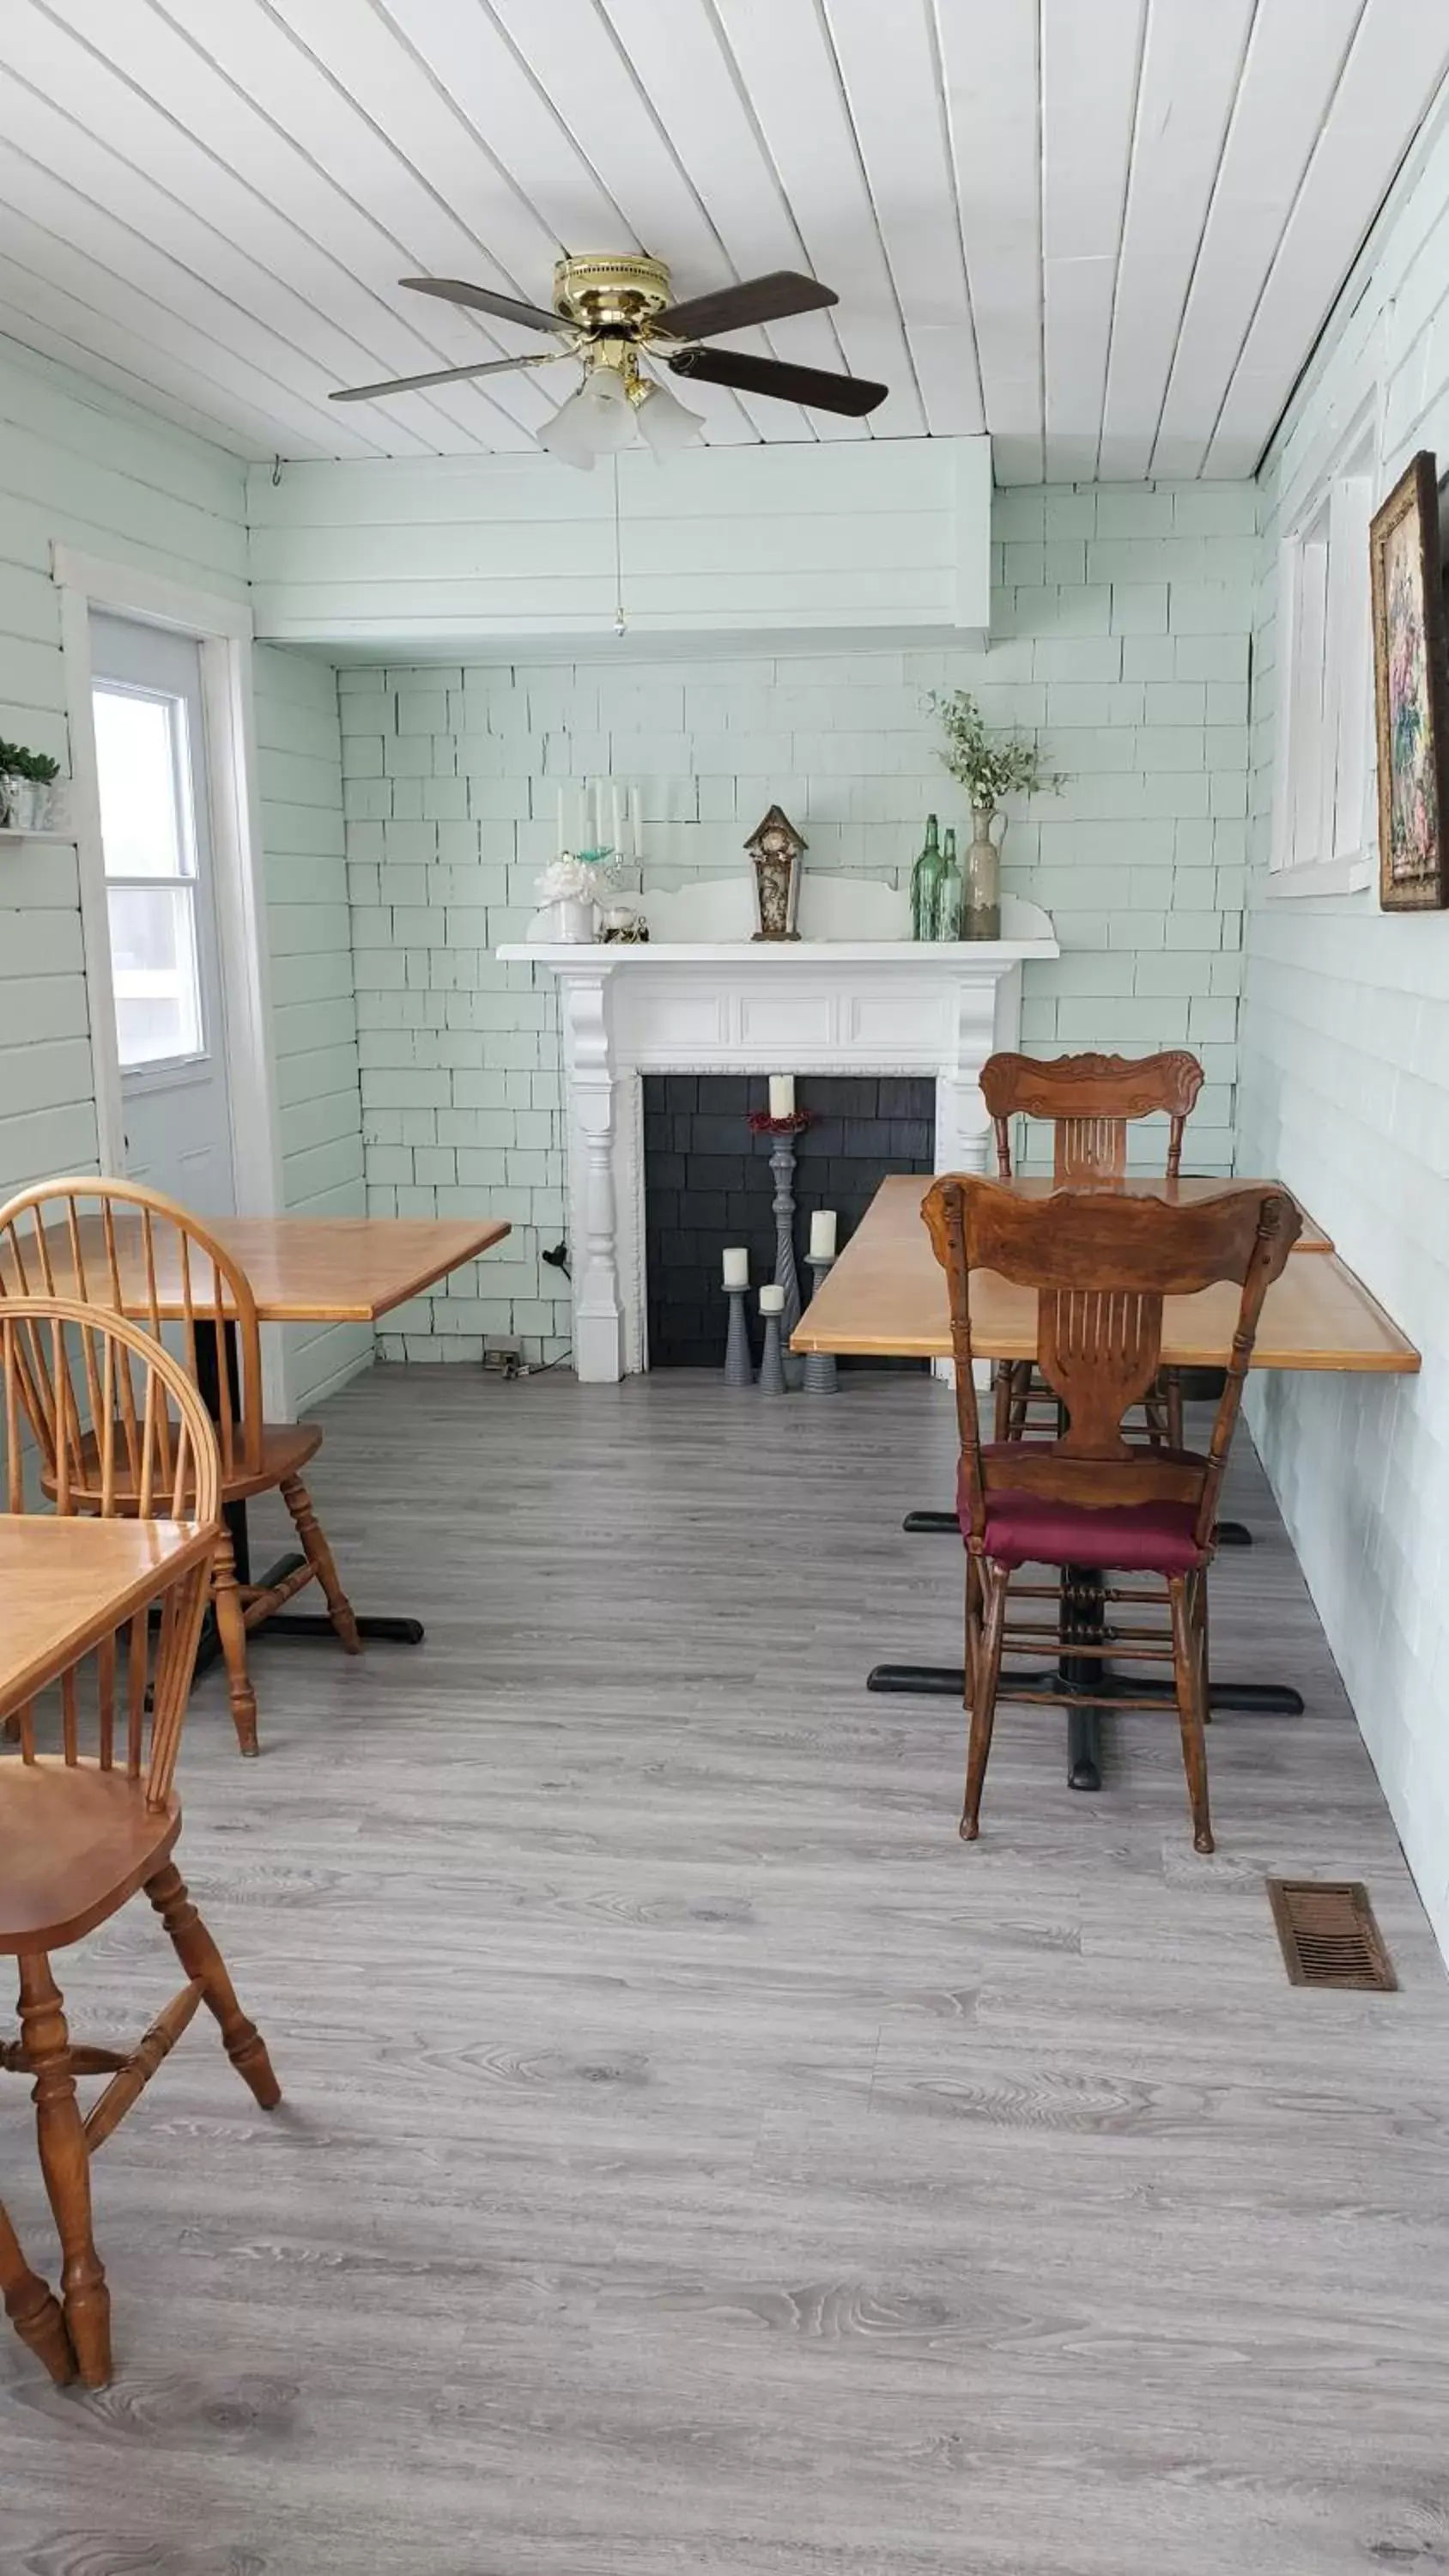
[549,895,597,945]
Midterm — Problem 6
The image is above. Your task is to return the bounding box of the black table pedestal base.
[192,1547,426,1677]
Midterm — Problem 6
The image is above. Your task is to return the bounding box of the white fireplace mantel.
[499,879,1057,1381]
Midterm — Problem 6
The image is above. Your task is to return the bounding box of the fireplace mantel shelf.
[499,876,1057,1380]
[499,937,1056,967]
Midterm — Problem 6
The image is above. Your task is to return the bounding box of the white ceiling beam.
[1097,0,1255,480]
[1041,0,1149,483]
[934,0,1044,483]
[1205,0,1449,475]
[1151,0,1366,479]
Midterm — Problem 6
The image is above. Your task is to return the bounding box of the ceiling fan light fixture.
[634,377,706,456]
[537,365,634,471]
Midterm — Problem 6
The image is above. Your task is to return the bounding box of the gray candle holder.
[769,1135,805,1388]
[802,1251,839,1395]
[722,1283,753,1387]
[758,1305,788,1395]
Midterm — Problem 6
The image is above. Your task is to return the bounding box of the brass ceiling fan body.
[330,254,888,420]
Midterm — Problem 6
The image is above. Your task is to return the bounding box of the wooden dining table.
[792,1172,1420,1789]
[0,1516,215,1721]
[0,1212,511,1657]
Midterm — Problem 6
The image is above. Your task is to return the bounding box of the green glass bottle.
[936,826,962,941]
[911,812,943,941]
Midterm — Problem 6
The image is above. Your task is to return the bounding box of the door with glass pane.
[90,613,235,1218]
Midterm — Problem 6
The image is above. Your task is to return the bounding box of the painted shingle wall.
[0,334,363,1407]
[0,333,247,1201]
[1239,92,1449,1959]
[253,642,367,1405]
[340,480,1255,1361]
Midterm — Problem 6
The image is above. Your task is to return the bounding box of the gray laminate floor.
[3,1370,1447,2576]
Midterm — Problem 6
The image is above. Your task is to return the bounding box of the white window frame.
[1270,392,1380,899]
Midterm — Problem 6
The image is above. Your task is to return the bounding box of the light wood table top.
[793,1173,1419,1374]
[0,1214,511,1325]
[0,1516,214,1720]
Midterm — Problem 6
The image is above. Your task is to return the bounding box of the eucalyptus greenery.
[926,690,1062,811]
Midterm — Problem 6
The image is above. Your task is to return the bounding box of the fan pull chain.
[612,455,627,637]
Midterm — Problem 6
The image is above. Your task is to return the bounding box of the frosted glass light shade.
[537,368,634,470]
[635,379,706,455]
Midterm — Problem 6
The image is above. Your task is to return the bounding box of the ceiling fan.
[330,255,888,465]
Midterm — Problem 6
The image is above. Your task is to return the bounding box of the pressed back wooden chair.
[0,1296,280,2388]
[922,1176,1300,1854]
[0,1179,360,1756]
[979,1049,1206,1446]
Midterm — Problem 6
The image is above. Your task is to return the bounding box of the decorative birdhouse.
[744,805,806,941]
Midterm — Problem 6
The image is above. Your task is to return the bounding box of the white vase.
[549,895,597,945]
[2,775,35,830]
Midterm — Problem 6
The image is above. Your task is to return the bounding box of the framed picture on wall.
[1369,449,1449,910]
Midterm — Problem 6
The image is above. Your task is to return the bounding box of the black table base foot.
[1067,1708,1101,1792]
[904,1506,1256,1549]
[258,1611,425,1646]
[864,1661,1305,1721]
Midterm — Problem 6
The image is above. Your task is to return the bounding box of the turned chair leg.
[1169,1571,1214,1854]
[0,2193,74,2385]
[211,1526,260,1758]
[1165,1368,1185,1449]
[961,1558,1009,1842]
[146,1863,281,2111]
[18,1955,110,2387]
[279,1473,361,1655]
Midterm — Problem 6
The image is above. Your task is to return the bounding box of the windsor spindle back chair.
[0,1177,360,1755]
[0,1297,280,2389]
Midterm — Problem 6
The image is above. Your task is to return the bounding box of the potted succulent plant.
[0,742,61,833]
[926,690,1063,938]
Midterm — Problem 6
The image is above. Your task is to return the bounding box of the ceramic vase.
[548,895,597,945]
[965,805,1004,939]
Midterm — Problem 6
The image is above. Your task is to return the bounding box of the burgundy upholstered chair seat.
[957,1456,1207,1573]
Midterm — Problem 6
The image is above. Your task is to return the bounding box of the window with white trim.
[92,680,205,1068]
[1272,422,1375,890]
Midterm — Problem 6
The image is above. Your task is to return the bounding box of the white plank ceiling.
[3,0,1446,477]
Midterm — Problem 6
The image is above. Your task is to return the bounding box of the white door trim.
[52,544,290,1413]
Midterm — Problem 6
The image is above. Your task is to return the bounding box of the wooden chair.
[922,1176,1301,1854]
[0,1296,280,2388]
[979,1049,1206,1447]
[0,1179,361,1757]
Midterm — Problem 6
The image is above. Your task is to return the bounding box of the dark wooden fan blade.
[398,276,569,333]
[331,352,567,402]
[669,345,886,417]
[653,270,838,340]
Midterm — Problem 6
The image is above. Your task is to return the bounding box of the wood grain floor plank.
[2,1370,1446,2574]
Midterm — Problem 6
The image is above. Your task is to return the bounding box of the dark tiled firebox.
[643,1074,936,1370]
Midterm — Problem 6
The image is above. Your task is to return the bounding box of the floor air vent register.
[1267,1879,1397,1990]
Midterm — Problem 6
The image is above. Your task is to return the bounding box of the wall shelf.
[0,828,76,845]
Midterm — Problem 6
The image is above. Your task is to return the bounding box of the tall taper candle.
[611,782,623,857]
[629,785,642,860]
[555,786,565,851]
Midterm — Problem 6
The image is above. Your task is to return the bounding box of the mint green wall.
[335,480,1256,1361]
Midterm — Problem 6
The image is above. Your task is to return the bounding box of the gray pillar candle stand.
[802,1252,839,1395]
[722,1285,754,1387]
[769,1139,804,1387]
[758,1306,788,1395]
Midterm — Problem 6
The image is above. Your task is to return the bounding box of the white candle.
[555,786,565,851]
[809,1209,838,1259]
[759,1284,785,1315]
[722,1246,749,1289]
[768,1074,795,1119]
[629,785,643,860]
[611,781,623,856]
[591,778,603,849]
